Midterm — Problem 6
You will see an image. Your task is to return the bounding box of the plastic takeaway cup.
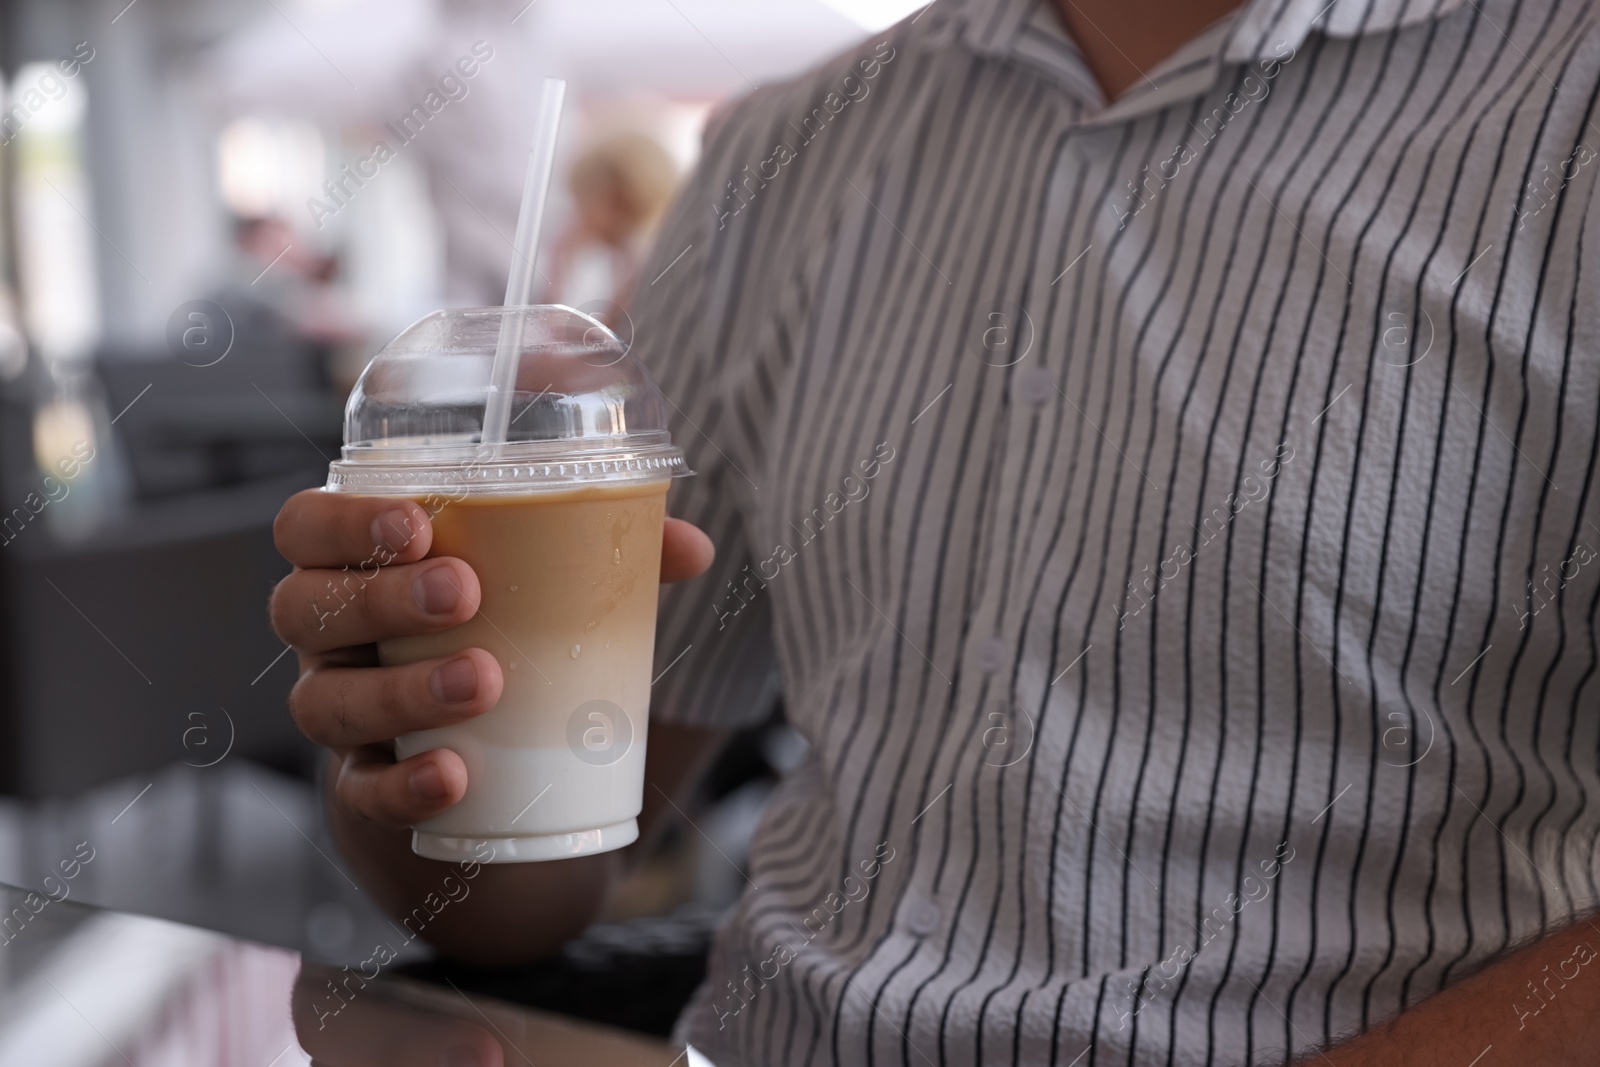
[325,305,687,863]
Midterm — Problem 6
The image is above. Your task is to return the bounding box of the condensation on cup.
[325,305,688,863]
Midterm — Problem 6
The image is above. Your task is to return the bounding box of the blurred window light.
[655,101,715,173]
[10,62,101,365]
[0,312,24,381]
[0,912,227,1067]
[2,58,89,141]
[341,143,441,340]
[0,85,21,382]
[814,0,929,30]
[217,117,327,220]
[32,395,96,483]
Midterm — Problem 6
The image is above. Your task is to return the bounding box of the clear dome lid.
[326,305,687,495]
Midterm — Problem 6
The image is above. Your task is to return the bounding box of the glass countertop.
[0,881,687,1067]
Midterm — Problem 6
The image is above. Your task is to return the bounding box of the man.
[269,0,1600,1062]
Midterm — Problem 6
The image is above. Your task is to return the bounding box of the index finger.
[274,490,434,570]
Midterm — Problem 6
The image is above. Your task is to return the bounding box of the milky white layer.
[380,481,667,841]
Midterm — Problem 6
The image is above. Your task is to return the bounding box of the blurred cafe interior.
[0,0,917,1060]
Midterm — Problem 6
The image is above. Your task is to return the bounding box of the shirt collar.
[941,0,1471,118]
[1223,0,1471,62]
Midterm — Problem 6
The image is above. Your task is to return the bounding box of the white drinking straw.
[481,77,568,447]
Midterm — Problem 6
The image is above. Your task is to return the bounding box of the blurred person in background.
[401,0,544,308]
[226,216,362,351]
[207,0,545,309]
[268,0,1600,1064]
[205,215,365,393]
[544,130,681,317]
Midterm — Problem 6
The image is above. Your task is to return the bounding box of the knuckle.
[332,766,372,822]
[271,571,340,644]
[286,672,319,739]
[366,773,408,825]
[331,676,367,741]
[273,490,314,557]
[375,666,414,726]
[334,760,394,824]
[369,566,406,627]
[344,566,385,629]
[379,504,429,560]
[324,566,363,623]
[271,507,290,556]
[267,579,297,642]
[379,789,413,824]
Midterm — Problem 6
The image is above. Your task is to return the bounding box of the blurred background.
[0,0,920,1045]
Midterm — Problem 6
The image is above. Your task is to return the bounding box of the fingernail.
[415,566,460,615]
[409,763,448,802]
[372,509,418,554]
[431,656,478,704]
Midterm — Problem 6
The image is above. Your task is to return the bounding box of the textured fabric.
[636,0,1600,1062]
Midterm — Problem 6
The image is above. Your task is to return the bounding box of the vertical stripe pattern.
[634,0,1600,1062]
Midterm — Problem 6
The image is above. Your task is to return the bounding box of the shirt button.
[904,893,941,936]
[975,636,1008,672]
[1015,366,1055,407]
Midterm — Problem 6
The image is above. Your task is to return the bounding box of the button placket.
[1015,365,1055,408]
[903,891,941,937]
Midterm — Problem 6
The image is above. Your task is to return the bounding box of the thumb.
[661,518,714,583]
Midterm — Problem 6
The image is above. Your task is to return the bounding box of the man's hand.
[267,488,718,967]
[1314,916,1600,1065]
[269,489,714,829]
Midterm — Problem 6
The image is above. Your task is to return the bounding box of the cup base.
[412,818,639,864]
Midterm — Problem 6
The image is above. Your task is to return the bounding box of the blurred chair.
[0,327,340,799]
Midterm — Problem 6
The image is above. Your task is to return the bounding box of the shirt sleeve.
[629,102,784,733]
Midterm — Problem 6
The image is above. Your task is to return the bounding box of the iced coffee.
[326,305,686,862]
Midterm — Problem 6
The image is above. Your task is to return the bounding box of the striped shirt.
[634,0,1600,1062]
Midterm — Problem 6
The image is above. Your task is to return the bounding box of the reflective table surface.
[0,882,686,1067]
